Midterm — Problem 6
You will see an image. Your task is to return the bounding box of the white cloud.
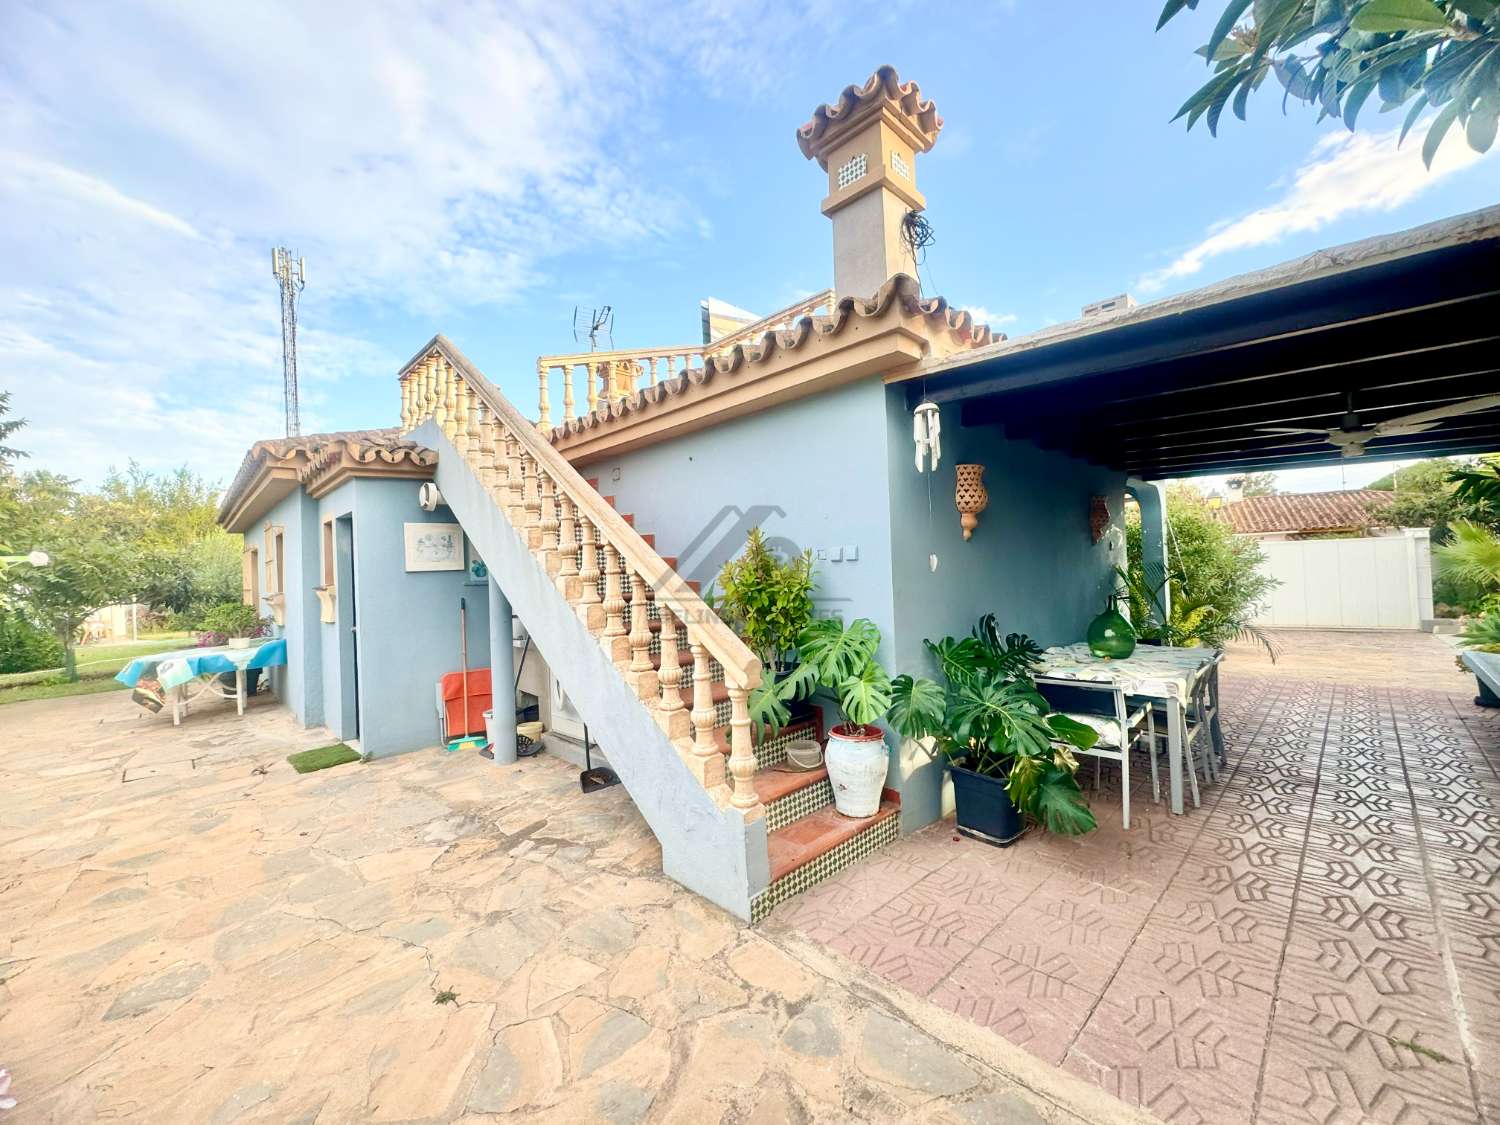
[0,1,872,486]
[1138,123,1491,293]
[961,305,1019,329]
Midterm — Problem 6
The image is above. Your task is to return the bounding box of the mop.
[446,596,487,753]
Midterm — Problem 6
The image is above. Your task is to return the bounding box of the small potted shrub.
[199,602,266,649]
[776,617,893,817]
[891,615,1099,844]
[715,528,815,677]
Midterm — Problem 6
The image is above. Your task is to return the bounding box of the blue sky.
[2,1,1495,494]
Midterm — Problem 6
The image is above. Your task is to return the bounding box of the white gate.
[1251,531,1433,630]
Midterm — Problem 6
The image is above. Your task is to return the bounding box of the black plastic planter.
[949,761,1025,847]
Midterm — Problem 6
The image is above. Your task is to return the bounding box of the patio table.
[1036,643,1219,815]
[116,639,287,725]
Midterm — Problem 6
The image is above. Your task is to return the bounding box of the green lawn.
[0,632,193,706]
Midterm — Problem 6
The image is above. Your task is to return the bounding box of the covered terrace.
[904,205,1500,482]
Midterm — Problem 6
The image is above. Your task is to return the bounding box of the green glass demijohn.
[1087,596,1136,659]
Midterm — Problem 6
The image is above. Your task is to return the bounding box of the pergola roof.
[913,205,1500,479]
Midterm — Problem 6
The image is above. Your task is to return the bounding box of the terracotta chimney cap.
[797,65,942,168]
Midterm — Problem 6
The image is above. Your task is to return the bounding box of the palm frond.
[1436,520,1500,591]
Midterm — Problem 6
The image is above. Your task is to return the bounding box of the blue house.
[217,429,493,760]
[219,66,1500,921]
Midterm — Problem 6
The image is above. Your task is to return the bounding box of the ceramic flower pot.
[1087,601,1136,659]
[824,724,888,818]
[228,636,253,650]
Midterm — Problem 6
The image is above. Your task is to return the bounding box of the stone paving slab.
[0,690,1151,1124]
[771,664,1500,1125]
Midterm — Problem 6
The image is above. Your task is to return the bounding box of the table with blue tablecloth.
[117,639,287,724]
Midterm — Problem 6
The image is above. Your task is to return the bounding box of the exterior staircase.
[399,336,897,921]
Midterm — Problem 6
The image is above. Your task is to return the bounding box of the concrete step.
[767,799,900,883]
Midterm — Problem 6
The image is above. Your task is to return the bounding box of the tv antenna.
[272,247,307,437]
[572,305,614,352]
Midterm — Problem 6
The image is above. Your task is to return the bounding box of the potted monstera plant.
[775,617,893,817]
[891,615,1099,844]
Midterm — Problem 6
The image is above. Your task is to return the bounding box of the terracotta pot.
[824,723,888,818]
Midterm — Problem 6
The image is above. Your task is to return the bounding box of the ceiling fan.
[1259,390,1500,458]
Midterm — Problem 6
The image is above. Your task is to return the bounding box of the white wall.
[1252,530,1433,630]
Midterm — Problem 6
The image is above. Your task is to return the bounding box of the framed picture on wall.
[465,539,488,586]
[404,522,464,572]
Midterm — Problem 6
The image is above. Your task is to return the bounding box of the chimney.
[798,66,942,301]
[1224,477,1245,505]
[1081,293,1138,319]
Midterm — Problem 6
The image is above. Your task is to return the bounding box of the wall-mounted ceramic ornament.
[1089,495,1111,544]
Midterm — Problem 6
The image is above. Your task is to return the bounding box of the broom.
[446,596,486,753]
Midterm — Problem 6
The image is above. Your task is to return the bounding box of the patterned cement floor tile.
[929,944,1099,1066]
[774,659,1500,1125]
[1256,997,1479,1125]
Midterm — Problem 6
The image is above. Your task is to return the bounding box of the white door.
[1252,534,1428,629]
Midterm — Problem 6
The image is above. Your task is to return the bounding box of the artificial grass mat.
[287,743,362,774]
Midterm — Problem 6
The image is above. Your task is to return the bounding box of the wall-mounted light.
[956,464,988,540]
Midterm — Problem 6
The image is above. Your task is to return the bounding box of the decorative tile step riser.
[746,719,820,772]
[765,779,834,833]
[751,813,900,923]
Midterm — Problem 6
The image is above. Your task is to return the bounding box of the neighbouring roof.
[1219,490,1394,536]
[797,65,942,165]
[549,274,993,451]
[217,428,436,533]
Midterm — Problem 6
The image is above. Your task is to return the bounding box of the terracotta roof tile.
[797,65,942,165]
[551,274,992,442]
[1220,490,1394,535]
[218,428,434,525]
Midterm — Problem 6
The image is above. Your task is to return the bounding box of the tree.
[1,472,141,679]
[1238,471,1279,496]
[0,391,25,467]
[93,463,240,616]
[1160,1,1500,166]
[1367,455,1500,534]
[1126,485,1280,648]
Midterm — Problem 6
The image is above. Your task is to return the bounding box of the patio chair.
[1035,677,1151,830]
[1135,653,1223,806]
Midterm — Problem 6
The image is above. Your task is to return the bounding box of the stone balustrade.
[533,289,834,428]
[400,340,764,819]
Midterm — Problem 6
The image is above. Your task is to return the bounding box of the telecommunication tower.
[272,248,307,437]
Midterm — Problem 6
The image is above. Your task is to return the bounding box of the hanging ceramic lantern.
[955,464,988,540]
[1089,495,1111,544]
